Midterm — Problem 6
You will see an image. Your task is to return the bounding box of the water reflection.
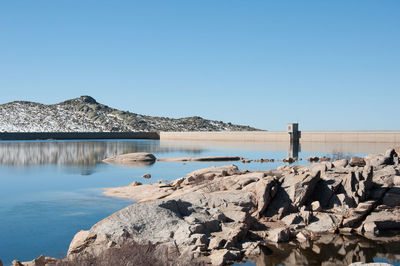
[249,233,400,266]
[287,140,300,159]
[0,140,204,166]
[2,140,396,167]
[160,140,397,154]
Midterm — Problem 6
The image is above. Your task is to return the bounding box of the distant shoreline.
[0,132,160,140]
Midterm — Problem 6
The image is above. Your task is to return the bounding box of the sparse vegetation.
[0,96,259,132]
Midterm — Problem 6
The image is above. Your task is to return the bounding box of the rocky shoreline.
[13,148,400,265]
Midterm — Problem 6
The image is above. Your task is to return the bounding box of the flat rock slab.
[104,183,175,202]
[102,152,156,166]
[187,165,239,177]
[157,156,241,162]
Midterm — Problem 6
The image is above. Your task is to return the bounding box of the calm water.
[0,139,398,265]
[234,233,400,266]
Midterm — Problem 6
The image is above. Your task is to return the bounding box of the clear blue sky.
[1,1,399,130]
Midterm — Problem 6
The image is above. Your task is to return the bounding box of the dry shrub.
[331,150,353,161]
[55,240,206,266]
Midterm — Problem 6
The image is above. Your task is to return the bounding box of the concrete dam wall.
[160,131,400,143]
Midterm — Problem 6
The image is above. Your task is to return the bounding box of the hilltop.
[0,96,259,132]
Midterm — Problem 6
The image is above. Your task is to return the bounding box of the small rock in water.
[320,156,331,162]
[283,157,295,164]
[142,173,151,179]
[306,156,319,163]
[129,181,142,186]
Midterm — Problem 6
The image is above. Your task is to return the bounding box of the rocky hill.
[0,96,259,132]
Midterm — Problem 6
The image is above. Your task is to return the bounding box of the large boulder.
[102,152,156,166]
[68,190,255,259]
[349,156,366,167]
[264,170,320,217]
